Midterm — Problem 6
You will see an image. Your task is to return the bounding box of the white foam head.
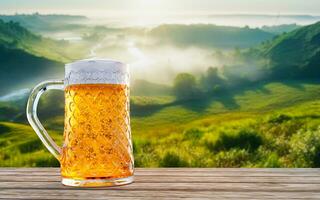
[65,59,129,86]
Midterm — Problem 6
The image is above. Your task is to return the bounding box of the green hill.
[0,45,63,95]
[0,19,85,62]
[148,24,275,49]
[131,80,320,137]
[0,19,93,94]
[0,122,61,167]
[251,21,320,79]
[0,41,64,95]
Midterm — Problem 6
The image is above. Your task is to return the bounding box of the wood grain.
[0,168,319,199]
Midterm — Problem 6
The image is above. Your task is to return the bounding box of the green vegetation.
[245,21,320,80]
[0,122,61,167]
[2,80,320,167]
[173,73,201,100]
[1,14,320,168]
[132,81,320,167]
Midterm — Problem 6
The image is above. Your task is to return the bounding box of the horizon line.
[0,10,320,18]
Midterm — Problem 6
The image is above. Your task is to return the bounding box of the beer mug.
[26,59,134,187]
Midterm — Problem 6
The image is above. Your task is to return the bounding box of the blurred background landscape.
[1,0,320,167]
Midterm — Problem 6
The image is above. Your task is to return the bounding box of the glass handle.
[26,80,64,160]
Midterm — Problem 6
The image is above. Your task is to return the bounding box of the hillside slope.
[0,122,61,167]
[0,19,84,62]
[0,45,63,95]
[0,19,95,94]
[255,21,320,79]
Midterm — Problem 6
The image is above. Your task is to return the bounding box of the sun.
[126,0,168,25]
[137,0,163,7]
[134,0,165,14]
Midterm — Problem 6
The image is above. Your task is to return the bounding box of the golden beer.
[61,84,133,181]
[27,59,134,187]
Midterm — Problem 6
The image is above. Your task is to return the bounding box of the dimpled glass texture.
[61,84,133,180]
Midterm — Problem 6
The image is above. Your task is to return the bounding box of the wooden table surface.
[0,168,320,199]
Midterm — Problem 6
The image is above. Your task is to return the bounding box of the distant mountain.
[205,14,320,28]
[261,24,301,34]
[0,13,88,33]
[0,20,39,45]
[0,19,82,62]
[0,19,65,94]
[249,21,320,79]
[148,24,275,49]
[207,14,320,21]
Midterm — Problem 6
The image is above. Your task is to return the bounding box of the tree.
[173,73,201,100]
[200,67,225,93]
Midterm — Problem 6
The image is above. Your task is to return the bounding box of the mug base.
[62,175,134,187]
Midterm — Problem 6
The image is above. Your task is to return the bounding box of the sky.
[0,0,320,16]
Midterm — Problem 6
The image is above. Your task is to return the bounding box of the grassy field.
[0,122,61,167]
[1,80,320,167]
[131,81,320,137]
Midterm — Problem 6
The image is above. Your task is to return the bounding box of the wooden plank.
[1,175,320,184]
[1,182,320,192]
[1,190,320,200]
[1,168,320,200]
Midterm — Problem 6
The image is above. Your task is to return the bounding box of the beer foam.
[65,59,129,86]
